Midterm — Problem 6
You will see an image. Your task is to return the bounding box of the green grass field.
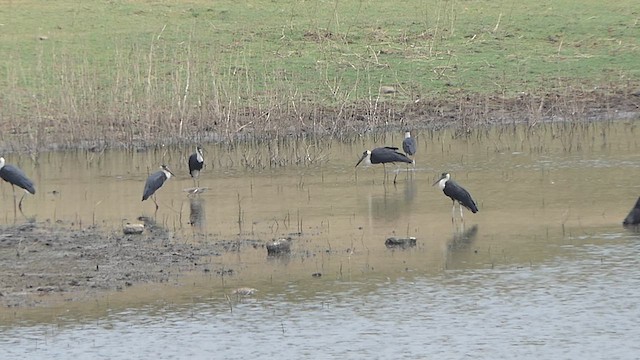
[1,0,638,150]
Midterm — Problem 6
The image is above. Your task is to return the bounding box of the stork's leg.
[152,195,159,211]
[18,193,26,212]
[394,163,403,184]
[382,163,387,184]
[451,199,456,223]
[10,185,17,218]
[406,157,415,175]
[194,172,200,188]
[11,185,26,212]
[459,203,465,222]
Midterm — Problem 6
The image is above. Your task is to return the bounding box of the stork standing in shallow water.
[142,164,174,210]
[402,130,417,174]
[402,131,417,159]
[188,146,204,187]
[355,147,414,184]
[0,157,36,211]
[433,172,478,222]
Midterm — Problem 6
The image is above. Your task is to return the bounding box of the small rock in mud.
[123,223,144,235]
[232,287,257,296]
[385,236,417,249]
[266,237,291,255]
[184,187,208,195]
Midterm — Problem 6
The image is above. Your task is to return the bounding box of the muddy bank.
[1,87,639,153]
[0,90,638,309]
[0,220,254,308]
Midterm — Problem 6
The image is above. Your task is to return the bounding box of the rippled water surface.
[1,120,639,359]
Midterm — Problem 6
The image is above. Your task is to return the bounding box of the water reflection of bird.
[188,146,204,187]
[362,186,414,223]
[623,197,640,227]
[433,172,478,222]
[142,164,174,210]
[0,157,36,210]
[189,197,205,228]
[355,147,414,184]
[404,176,418,204]
[448,224,479,251]
[445,225,479,270]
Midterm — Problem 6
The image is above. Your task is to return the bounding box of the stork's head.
[432,172,450,189]
[195,146,204,161]
[404,131,411,139]
[0,157,5,169]
[160,164,175,178]
[355,150,372,168]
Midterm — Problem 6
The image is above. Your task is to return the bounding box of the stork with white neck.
[142,164,174,210]
[433,172,478,222]
[188,146,204,187]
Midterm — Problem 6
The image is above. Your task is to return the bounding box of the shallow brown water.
[1,121,637,257]
[1,120,639,358]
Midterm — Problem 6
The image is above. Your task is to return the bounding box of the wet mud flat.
[0,221,245,308]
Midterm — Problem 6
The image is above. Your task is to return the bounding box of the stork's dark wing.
[402,137,416,156]
[371,147,413,164]
[0,164,36,194]
[188,153,203,176]
[443,180,478,213]
[142,171,167,201]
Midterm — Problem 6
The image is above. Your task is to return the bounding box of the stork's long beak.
[355,152,367,168]
[164,166,175,177]
[432,174,445,186]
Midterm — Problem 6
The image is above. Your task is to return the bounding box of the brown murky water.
[1,120,639,359]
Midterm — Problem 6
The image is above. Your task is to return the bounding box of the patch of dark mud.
[0,221,258,308]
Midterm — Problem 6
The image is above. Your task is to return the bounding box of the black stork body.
[402,130,417,173]
[142,164,174,210]
[623,197,640,227]
[0,157,36,210]
[433,172,478,222]
[402,131,417,158]
[355,147,414,184]
[188,146,204,187]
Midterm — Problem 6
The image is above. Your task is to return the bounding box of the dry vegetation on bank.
[0,0,638,153]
